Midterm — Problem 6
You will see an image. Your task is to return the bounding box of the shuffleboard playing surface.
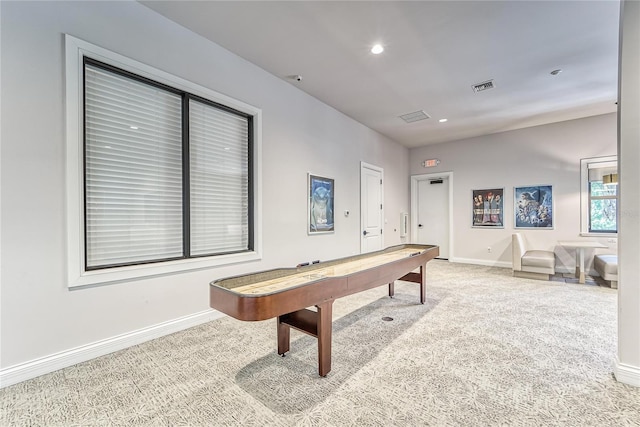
[227,247,424,295]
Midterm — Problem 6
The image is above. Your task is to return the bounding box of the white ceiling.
[141,1,620,148]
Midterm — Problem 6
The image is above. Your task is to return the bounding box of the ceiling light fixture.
[550,69,562,75]
[371,44,384,55]
[439,118,448,123]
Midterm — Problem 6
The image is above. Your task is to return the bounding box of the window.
[66,35,261,287]
[188,99,251,257]
[580,156,618,235]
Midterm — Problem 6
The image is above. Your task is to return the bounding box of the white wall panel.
[616,0,640,384]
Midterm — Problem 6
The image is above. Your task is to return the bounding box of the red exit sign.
[422,159,440,168]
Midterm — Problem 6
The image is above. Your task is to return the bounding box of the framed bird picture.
[514,185,553,229]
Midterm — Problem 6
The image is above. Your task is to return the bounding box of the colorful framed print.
[472,188,504,228]
[514,185,553,229]
[308,174,335,234]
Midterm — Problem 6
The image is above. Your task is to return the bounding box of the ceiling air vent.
[472,80,495,93]
[399,110,430,123]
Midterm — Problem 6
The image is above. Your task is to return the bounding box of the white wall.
[409,113,618,272]
[616,0,640,386]
[0,2,409,371]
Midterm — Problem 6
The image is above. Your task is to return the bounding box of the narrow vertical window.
[189,99,250,256]
[581,156,617,235]
[588,166,618,233]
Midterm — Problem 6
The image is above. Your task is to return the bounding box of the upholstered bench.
[594,254,618,289]
[512,233,556,280]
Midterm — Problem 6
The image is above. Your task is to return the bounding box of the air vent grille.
[399,110,430,123]
[472,80,495,93]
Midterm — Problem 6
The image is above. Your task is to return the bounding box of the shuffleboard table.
[209,244,439,376]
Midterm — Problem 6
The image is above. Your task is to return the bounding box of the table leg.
[578,248,586,284]
[388,281,395,297]
[316,301,333,377]
[277,316,290,356]
[420,264,426,304]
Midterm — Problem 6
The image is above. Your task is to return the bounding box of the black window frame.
[82,57,254,271]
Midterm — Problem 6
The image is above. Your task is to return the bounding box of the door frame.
[360,161,384,253]
[410,171,454,259]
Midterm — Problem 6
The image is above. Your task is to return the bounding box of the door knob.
[363,230,368,236]
[418,224,423,228]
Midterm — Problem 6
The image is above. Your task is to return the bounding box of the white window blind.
[84,63,184,268]
[190,100,250,255]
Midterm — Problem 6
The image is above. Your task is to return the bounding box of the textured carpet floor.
[1,261,638,426]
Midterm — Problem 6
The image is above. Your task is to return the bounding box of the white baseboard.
[449,257,512,269]
[614,359,640,388]
[0,309,224,389]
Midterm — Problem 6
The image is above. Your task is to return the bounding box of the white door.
[361,162,383,253]
[416,176,450,259]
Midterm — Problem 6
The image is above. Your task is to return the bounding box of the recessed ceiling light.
[371,44,384,55]
[439,118,448,123]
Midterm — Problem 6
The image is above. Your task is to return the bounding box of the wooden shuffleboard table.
[209,244,439,376]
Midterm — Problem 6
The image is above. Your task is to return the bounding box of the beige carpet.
[1,261,638,426]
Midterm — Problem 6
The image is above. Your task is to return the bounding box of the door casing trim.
[361,162,384,253]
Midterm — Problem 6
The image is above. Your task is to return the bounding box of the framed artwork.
[308,174,335,234]
[472,188,504,228]
[514,185,553,229]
